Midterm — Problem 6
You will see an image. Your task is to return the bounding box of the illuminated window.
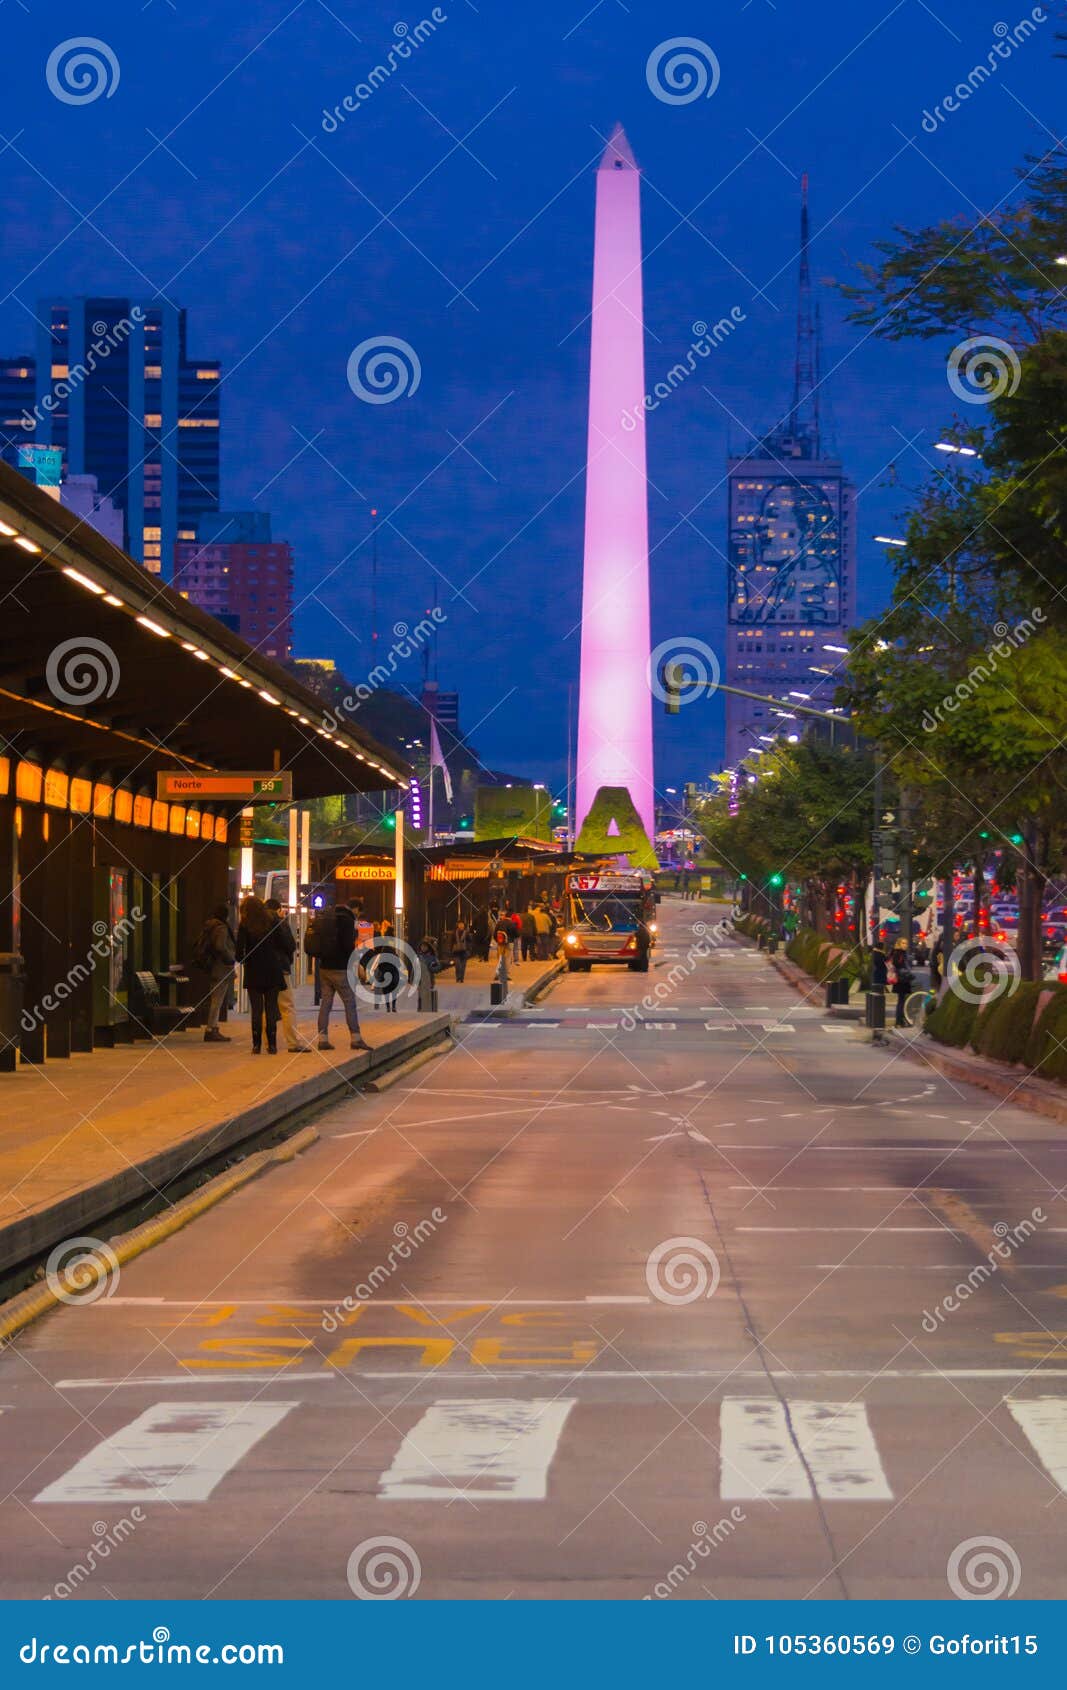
[168,805,186,835]
[113,788,133,825]
[142,526,162,541]
[0,757,7,796]
[144,414,162,428]
[69,777,92,813]
[185,810,201,839]
[51,364,69,379]
[16,761,42,803]
[177,529,195,539]
[178,417,219,427]
[133,793,152,828]
[93,783,114,818]
[5,366,30,378]
[151,800,169,831]
[196,369,220,379]
[44,768,69,808]
[214,815,228,845]
[144,365,162,378]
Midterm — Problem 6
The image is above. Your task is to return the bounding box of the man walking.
[265,898,312,1053]
[305,899,370,1053]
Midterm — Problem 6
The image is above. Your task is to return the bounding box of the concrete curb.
[0,1126,320,1348]
[521,959,566,1005]
[891,1032,1067,1126]
[364,1034,452,1092]
[0,1013,452,1280]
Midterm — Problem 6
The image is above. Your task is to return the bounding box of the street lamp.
[934,442,979,457]
[823,643,848,654]
[874,535,906,547]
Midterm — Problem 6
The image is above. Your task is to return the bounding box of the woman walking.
[236,895,287,1054]
[451,917,471,983]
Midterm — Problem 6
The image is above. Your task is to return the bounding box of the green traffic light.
[1010,833,1024,844]
[768,873,784,887]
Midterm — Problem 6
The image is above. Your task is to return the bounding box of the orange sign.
[156,771,292,801]
[336,864,395,882]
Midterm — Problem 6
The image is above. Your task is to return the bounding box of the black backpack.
[304,908,336,959]
[193,920,219,972]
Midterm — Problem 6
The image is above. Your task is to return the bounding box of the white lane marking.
[719,1399,809,1499]
[744,1005,773,1011]
[379,1398,575,1501]
[821,1026,853,1035]
[688,1128,713,1145]
[675,1079,708,1091]
[35,1401,295,1503]
[791,1400,893,1500]
[1008,1399,1067,1490]
[643,1022,677,1030]
[55,1368,1067,1388]
[98,1296,655,1309]
[761,1024,795,1033]
[720,1399,891,1502]
[737,1227,956,1234]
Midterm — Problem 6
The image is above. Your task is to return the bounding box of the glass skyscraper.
[2,298,220,573]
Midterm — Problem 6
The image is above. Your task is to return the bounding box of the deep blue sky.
[3,0,1060,795]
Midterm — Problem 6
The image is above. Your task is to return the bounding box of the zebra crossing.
[29,1393,1067,1507]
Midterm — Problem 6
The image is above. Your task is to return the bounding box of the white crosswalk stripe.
[719,1398,892,1502]
[1008,1397,1067,1491]
[35,1401,297,1504]
[379,1398,575,1501]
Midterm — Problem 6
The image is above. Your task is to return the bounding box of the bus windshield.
[570,893,641,932]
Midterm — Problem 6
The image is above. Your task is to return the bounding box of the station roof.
[0,464,410,799]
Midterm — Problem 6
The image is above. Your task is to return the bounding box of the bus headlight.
[648,921,658,934]
[565,932,578,946]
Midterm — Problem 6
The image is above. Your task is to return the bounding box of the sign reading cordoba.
[155,771,293,802]
[336,863,396,882]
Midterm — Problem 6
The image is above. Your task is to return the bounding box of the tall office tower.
[575,124,655,853]
[27,298,220,571]
[174,511,293,663]
[0,357,37,469]
[724,178,856,769]
[420,681,460,736]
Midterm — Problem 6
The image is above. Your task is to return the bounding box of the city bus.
[562,871,658,972]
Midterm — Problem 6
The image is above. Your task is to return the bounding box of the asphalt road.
[3,899,1067,1601]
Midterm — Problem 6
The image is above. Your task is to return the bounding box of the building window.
[144,414,162,428]
[178,417,219,428]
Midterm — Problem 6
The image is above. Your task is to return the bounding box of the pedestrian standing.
[520,906,537,963]
[196,903,235,1043]
[304,899,370,1052]
[235,896,287,1055]
[451,918,471,983]
[890,945,913,1028]
[533,902,552,960]
[264,898,312,1053]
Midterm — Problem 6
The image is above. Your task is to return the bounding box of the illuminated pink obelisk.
[575,124,655,847]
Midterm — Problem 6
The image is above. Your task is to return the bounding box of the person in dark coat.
[890,945,913,1027]
[236,896,288,1054]
[264,898,312,1053]
[305,899,370,1051]
[199,903,235,1043]
[451,918,471,984]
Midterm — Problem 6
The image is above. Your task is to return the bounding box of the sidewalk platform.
[0,996,451,1281]
[431,954,564,1016]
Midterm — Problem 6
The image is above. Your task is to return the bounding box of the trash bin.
[865,988,886,1030]
[490,980,505,1007]
[826,978,850,1007]
[767,935,779,954]
[0,952,26,1073]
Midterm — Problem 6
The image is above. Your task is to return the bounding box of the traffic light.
[664,662,684,715]
[768,872,783,888]
[1010,833,1024,845]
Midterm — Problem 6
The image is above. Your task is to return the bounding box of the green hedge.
[924,992,980,1049]
[734,913,769,941]
[969,982,1047,1065]
[1028,988,1067,1082]
[785,926,866,985]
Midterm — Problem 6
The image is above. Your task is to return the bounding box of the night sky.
[2,0,1058,795]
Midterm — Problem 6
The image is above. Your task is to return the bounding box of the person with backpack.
[304,899,370,1052]
[235,896,288,1055]
[264,898,312,1054]
[195,903,235,1044]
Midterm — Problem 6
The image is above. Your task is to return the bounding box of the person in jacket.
[451,917,471,983]
[200,903,235,1043]
[264,898,312,1054]
[891,945,913,1027]
[533,903,553,961]
[305,899,370,1052]
[520,906,537,962]
[235,896,288,1054]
